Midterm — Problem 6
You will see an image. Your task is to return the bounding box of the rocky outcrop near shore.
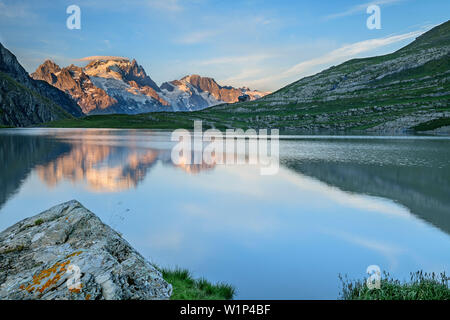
[0,200,172,300]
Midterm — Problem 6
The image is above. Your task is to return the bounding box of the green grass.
[339,271,450,300]
[161,267,235,300]
[412,117,450,132]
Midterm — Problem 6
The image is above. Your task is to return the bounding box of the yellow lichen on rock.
[21,259,72,295]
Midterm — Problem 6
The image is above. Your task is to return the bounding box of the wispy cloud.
[281,29,424,78]
[175,30,220,44]
[147,0,183,12]
[174,14,276,45]
[321,229,405,268]
[324,0,405,20]
[219,68,267,85]
[195,54,274,66]
[0,0,36,19]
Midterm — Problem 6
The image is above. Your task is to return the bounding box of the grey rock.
[0,200,172,300]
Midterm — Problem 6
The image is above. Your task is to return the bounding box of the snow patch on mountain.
[161,81,220,111]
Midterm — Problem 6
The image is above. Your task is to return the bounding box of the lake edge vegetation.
[339,270,450,300]
[159,267,235,300]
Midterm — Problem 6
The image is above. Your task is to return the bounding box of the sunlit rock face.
[32,61,117,114]
[32,58,171,115]
[84,58,161,92]
[84,58,171,110]
[0,200,172,300]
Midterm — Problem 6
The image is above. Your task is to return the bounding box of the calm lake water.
[1,128,450,299]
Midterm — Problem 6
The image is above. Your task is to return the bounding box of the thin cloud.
[324,0,404,20]
[282,29,424,77]
[219,68,267,85]
[176,30,220,44]
[195,54,274,66]
[147,0,183,12]
[175,14,276,45]
[321,229,405,268]
[0,0,36,19]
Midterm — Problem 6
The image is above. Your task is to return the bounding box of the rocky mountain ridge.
[32,58,269,114]
[0,43,83,127]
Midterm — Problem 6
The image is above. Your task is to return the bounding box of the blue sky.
[0,0,448,91]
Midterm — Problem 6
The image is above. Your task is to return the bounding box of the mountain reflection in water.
[1,130,450,237]
[280,136,450,236]
[0,129,215,200]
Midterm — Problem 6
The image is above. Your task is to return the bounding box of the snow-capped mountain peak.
[32,59,270,114]
[160,74,270,111]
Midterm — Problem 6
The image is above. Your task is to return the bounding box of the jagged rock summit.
[32,60,118,114]
[161,74,270,111]
[32,57,171,114]
[0,200,172,300]
[32,56,270,114]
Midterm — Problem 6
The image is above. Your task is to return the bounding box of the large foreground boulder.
[0,200,172,300]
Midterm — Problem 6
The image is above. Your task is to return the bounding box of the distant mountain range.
[31,57,269,114]
[161,75,269,111]
[0,44,269,126]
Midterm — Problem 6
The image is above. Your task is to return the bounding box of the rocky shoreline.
[0,200,172,300]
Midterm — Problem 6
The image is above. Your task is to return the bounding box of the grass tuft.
[161,267,235,300]
[339,270,450,300]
